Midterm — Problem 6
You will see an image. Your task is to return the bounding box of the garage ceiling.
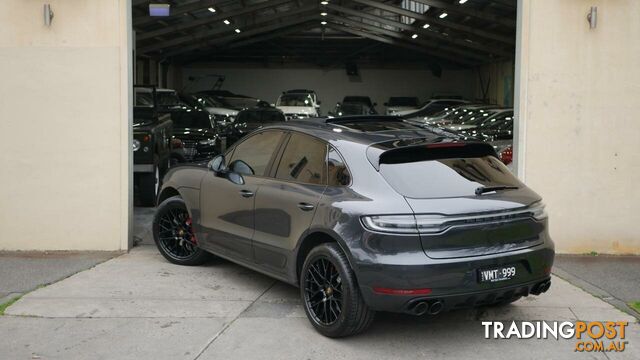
[133,0,516,69]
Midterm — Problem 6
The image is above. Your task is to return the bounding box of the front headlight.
[133,139,141,152]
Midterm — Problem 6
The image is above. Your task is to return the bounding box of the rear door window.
[275,133,327,185]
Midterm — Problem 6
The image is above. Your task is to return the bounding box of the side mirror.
[208,154,227,175]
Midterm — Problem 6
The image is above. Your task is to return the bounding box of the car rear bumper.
[354,243,554,314]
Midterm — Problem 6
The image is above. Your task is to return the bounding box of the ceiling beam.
[344,0,514,46]
[163,13,320,58]
[336,2,513,45]
[137,0,295,41]
[348,0,430,21]
[410,0,516,28]
[326,22,475,67]
[327,4,513,54]
[138,4,318,54]
[329,15,490,61]
[227,22,320,48]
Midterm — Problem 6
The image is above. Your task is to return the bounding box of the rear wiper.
[475,185,519,196]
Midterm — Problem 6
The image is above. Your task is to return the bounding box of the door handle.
[297,202,315,211]
[239,190,254,198]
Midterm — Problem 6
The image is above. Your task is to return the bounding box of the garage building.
[1,0,638,255]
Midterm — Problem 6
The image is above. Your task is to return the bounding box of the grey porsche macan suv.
[153,116,554,337]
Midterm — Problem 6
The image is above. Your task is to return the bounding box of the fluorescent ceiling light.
[320,12,327,16]
[459,0,468,3]
[422,23,430,29]
[411,34,418,39]
[223,19,231,25]
[439,12,448,18]
[321,1,329,4]
[149,4,170,17]
[207,7,216,12]
[321,21,327,25]
[235,28,241,33]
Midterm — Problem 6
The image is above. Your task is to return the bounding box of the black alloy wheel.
[300,243,375,337]
[153,196,212,266]
[304,257,344,326]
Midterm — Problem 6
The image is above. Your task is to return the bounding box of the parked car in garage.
[170,110,223,163]
[384,96,420,115]
[340,96,377,114]
[276,90,320,119]
[444,108,512,132]
[182,93,239,125]
[136,87,218,164]
[396,98,470,117]
[404,103,483,125]
[331,96,377,116]
[153,116,554,337]
[132,106,173,206]
[224,106,286,145]
[330,102,371,117]
[198,90,270,110]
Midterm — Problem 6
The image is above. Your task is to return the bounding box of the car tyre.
[153,196,212,266]
[300,243,375,337]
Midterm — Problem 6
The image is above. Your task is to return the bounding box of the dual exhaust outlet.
[531,279,551,295]
[411,300,444,316]
[408,280,551,315]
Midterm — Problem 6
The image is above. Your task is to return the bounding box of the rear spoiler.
[367,141,498,170]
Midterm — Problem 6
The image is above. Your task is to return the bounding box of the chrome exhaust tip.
[413,301,429,316]
[541,280,551,293]
[531,280,551,295]
[427,300,444,315]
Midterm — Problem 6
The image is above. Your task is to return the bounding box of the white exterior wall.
[0,0,132,250]
[516,0,640,254]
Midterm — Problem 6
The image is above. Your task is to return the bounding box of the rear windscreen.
[379,156,521,198]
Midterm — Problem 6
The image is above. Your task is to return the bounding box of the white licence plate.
[479,265,517,283]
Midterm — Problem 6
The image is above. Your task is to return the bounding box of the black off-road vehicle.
[133,87,174,206]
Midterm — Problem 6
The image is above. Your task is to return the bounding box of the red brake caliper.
[185,217,197,245]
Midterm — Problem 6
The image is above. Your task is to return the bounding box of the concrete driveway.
[1,244,638,360]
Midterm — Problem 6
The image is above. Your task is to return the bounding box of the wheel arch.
[294,230,356,284]
[157,186,180,205]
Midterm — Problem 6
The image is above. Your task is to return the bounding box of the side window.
[275,133,326,185]
[228,131,283,176]
[327,147,351,186]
